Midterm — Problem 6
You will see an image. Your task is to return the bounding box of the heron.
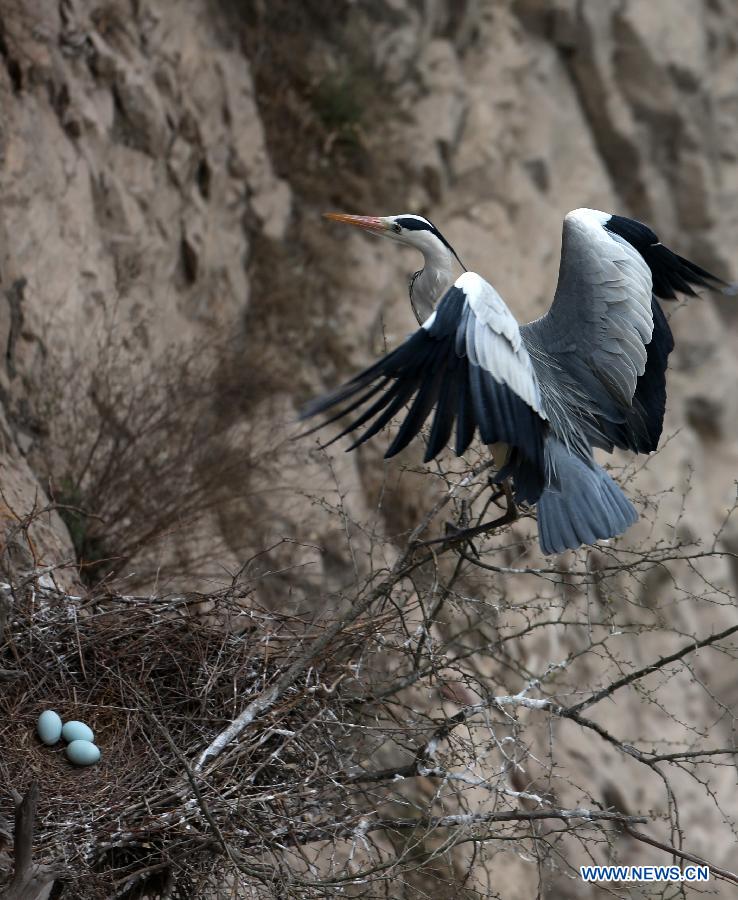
[300,209,728,555]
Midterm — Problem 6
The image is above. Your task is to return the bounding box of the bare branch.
[194,460,494,772]
[566,622,738,715]
[627,828,738,886]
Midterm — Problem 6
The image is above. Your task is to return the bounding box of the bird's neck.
[409,246,462,324]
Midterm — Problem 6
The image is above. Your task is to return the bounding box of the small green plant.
[313,70,365,133]
[311,63,377,154]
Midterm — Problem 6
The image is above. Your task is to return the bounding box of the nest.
[0,574,360,898]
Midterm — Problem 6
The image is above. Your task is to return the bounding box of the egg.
[37,710,63,745]
[66,740,101,766]
[62,721,94,743]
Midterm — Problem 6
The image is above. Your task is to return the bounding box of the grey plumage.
[537,437,638,556]
[305,209,728,555]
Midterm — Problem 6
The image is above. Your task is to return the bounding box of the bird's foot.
[418,498,518,552]
[487,481,507,508]
[441,520,482,558]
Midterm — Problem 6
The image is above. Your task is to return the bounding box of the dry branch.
[566,622,738,715]
[2,782,55,900]
[0,445,736,897]
[627,827,738,886]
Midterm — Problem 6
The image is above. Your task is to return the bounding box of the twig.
[626,827,738,886]
[194,461,495,772]
[566,622,738,715]
[280,808,649,849]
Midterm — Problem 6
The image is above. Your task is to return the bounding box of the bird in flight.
[301,209,727,555]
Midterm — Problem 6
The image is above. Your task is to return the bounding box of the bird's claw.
[415,479,518,553]
[440,520,481,556]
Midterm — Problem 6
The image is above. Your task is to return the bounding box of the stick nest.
[0,575,359,898]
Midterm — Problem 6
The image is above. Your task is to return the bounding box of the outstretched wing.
[301,271,547,476]
[522,208,726,454]
[604,213,727,300]
[523,208,655,410]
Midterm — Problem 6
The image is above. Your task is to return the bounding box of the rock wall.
[1,0,737,895]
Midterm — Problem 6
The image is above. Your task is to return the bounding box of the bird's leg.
[446,478,506,557]
[442,477,504,538]
[420,481,518,549]
[450,481,517,539]
[478,477,507,518]
[487,476,507,503]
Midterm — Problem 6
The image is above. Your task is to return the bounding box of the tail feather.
[537,438,638,555]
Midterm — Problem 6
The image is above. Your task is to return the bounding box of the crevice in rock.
[5,277,26,380]
[180,234,199,285]
[0,23,23,94]
[195,157,211,201]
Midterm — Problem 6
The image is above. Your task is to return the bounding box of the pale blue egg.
[66,740,101,766]
[37,710,63,745]
[62,721,94,743]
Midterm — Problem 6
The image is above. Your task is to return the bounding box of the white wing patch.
[457,272,546,417]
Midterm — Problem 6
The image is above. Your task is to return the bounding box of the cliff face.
[1,0,738,894]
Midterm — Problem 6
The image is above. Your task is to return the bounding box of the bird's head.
[323,212,464,267]
[323,212,465,324]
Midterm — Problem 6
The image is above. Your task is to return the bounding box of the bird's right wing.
[300,272,547,473]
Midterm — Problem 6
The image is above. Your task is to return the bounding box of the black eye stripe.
[396,217,450,248]
[396,217,434,232]
[394,217,466,271]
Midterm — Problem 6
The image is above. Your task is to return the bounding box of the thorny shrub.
[31,319,275,588]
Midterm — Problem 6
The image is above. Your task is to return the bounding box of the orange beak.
[323,212,390,234]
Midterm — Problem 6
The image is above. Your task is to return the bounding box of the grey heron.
[301,209,727,555]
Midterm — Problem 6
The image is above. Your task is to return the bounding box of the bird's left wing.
[300,272,547,471]
[523,208,655,412]
[521,208,729,453]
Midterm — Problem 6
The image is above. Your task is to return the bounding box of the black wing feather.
[345,379,418,451]
[454,365,476,456]
[300,284,547,497]
[302,379,390,439]
[326,380,406,449]
[424,358,459,462]
[385,367,443,458]
[605,214,727,299]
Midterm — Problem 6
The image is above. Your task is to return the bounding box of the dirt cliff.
[1,1,737,896]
